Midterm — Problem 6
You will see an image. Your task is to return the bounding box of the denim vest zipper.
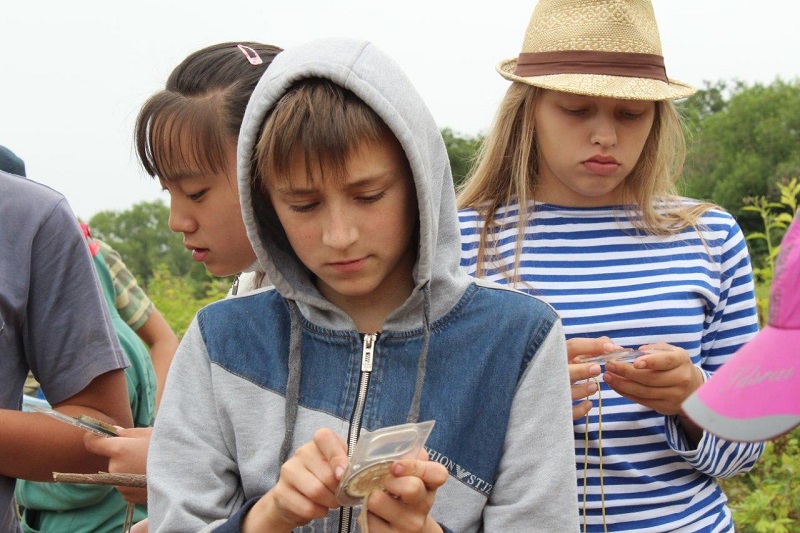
[339,332,377,533]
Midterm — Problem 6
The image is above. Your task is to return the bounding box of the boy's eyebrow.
[274,175,391,195]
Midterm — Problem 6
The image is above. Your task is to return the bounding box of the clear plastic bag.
[336,420,435,507]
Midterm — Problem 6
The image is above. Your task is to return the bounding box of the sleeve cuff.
[212,496,260,532]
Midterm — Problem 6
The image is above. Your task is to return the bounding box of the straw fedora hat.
[498,0,695,100]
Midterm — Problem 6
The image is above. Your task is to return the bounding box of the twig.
[52,472,147,488]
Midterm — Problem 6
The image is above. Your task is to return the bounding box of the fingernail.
[587,380,597,392]
[634,360,646,369]
[335,466,344,480]
[589,364,601,376]
[603,372,613,383]
[392,463,405,476]
[606,362,616,373]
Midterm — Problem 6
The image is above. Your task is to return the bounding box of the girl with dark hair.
[135,41,282,291]
[83,42,282,532]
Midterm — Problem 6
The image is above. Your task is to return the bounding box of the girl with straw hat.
[458,0,764,530]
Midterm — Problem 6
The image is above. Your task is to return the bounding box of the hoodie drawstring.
[406,282,431,424]
[277,300,304,469]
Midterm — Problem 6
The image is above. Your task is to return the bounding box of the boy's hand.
[84,426,152,503]
[358,450,448,533]
[603,343,704,415]
[566,337,619,419]
[244,428,348,533]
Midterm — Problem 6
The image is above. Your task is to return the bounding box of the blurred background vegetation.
[85,77,800,530]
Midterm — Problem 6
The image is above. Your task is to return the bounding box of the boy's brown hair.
[255,78,395,193]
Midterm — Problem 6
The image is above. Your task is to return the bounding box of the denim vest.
[196,281,558,531]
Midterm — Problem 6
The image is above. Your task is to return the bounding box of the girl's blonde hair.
[457,82,716,280]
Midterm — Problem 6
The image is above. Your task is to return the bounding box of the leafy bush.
[742,177,799,323]
[679,79,800,222]
[146,264,230,338]
[721,430,800,532]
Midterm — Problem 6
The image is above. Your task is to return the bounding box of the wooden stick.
[52,472,146,488]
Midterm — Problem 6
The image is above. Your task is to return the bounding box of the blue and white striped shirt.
[459,201,764,532]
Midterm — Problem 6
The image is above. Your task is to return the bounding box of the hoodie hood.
[238,38,471,331]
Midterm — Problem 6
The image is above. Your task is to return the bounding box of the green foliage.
[678,79,800,225]
[145,264,230,338]
[441,127,483,190]
[741,177,799,323]
[721,429,800,532]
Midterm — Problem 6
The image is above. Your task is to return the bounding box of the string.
[359,495,371,532]
[582,377,607,533]
[121,501,135,532]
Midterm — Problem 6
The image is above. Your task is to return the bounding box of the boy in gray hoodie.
[147,38,579,532]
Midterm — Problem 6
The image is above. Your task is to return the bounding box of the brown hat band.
[515,51,668,83]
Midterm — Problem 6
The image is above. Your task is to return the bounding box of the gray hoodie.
[148,38,579,532]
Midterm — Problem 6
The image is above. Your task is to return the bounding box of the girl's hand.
[84,426,152,503]
[566,337,620,419]
[603,343,704,415]
[243,428,348,533]
[358,450,448,533]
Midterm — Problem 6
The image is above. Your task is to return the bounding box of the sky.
[2,0,798,219]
